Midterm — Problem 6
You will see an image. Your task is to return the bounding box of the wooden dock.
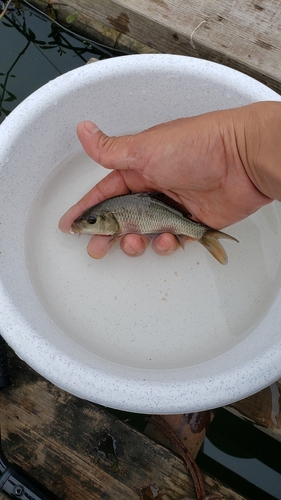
[0,348,280,499]
[1,1,281,498]
[30,0,281,94]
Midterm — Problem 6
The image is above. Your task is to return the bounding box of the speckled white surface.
[1,54,281,413]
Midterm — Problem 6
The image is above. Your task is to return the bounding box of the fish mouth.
[70,222,81,234]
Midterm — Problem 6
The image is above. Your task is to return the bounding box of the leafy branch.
[0,39,30,116]
[0,0,12,20]
[0,1,102,118]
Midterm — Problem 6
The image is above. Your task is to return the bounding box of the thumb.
[77,120,139,170]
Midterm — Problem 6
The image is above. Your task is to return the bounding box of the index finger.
[58,169,129,233]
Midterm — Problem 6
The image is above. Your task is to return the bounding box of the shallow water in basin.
[25,151,281,369]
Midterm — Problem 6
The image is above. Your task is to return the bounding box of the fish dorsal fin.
[136,192,192,219]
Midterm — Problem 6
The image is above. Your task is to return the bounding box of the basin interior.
[1,55,281,411]
[25,150,281,370]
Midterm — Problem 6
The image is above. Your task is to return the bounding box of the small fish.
[71,192,238,264]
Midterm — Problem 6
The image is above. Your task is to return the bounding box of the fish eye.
[87,215,97,224]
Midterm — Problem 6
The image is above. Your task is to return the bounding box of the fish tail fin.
[199,230,239,265]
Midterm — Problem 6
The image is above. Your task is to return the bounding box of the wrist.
[239,101,281,201]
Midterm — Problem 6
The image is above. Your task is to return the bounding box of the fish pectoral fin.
[174,235,186,250]
[108,233,122,243]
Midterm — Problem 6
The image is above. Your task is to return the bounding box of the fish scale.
[100,194,206,238]
[71,192,238,264]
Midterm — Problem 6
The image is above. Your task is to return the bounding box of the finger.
[151,233,181,256]
[77,121,141,171]
[87,234,150,259]
[87,235,116,259]
[58,170,129,233]
[120,234,150,257]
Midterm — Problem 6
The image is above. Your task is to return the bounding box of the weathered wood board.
[0,350,247,499]
[30,0,281,94]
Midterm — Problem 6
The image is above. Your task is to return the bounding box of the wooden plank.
[226,379,281,442]
[0,350,246,499]
[28,0,159,54]
[45,0,281,93]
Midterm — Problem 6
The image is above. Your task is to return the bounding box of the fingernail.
[83,120,99,134]
[123,240,137,256]
[156,236,170,252]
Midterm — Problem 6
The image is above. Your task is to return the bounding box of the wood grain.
[0,350,246,499]
[42,0,281,93]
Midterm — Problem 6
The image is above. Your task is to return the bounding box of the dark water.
[0,0,127,123]
[1,3,281,499]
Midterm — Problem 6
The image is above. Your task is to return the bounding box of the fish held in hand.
[71,192,238,264]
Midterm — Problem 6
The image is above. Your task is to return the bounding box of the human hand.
[59,102,275,258]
